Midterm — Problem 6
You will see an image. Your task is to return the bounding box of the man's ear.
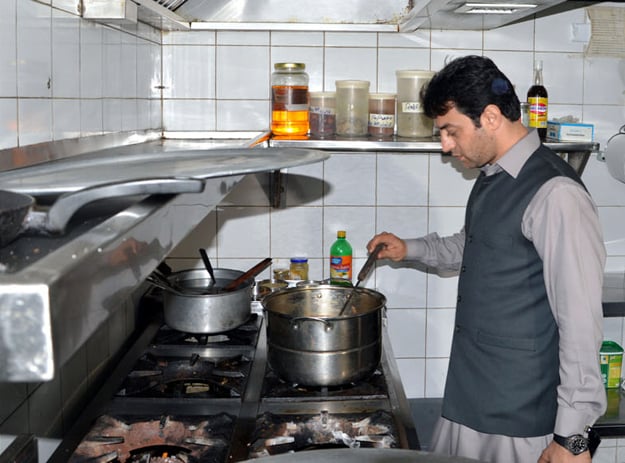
[480,104,503,131]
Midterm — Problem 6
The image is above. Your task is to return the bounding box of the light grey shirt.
[406,129,607,437]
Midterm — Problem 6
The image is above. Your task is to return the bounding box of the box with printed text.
[546,120,594,142]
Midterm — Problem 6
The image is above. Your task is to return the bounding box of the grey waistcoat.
[441,145,584,437]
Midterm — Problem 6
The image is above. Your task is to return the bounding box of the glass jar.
[271,63,309,137]
[368,93,396,138]
[335,80,370,137]
[396,70,435,138]
[289,257,309,280]
[309,91,336,138]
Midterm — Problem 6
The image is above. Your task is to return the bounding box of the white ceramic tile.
[546,104,584,124]
[0,0,17,98]
[163,30,215,45]
[428,154,477,207]
[271,31,324,47]
[324,48,378,88]
[136,99,151,130]
[603,318,623,346]
[426,308,455,357]
[430,29,482,50]
[535,7,587,53]
[284,162,325,207]
[387,308,426,357]
[0,99,18,150]
[424,357,448,398]
[599,207,625,255]
[221,173,270,206]
[102,28,122,98]
[52,9,79,98]
[103,99,122,132]
[215,100,268,131]
[375,263,427,308]
[80,21,103,99]
[378,31,430,48]
[217,206,271,258]
[162,45,215,99]
[163,99,215,131]
[17,0,51,98]
[430,50,480,72]
[325,32,377,47]
[582,105,625,150]
[121,99,138,131]
[605,256,625,274]
[18,98,52,146]
[427,273,460,308]
[378,48,431,93]
[270,47,324,92]
[584,154,625,207]
[322,153,376,206]
[377,153,428,206]
[121,33,137,98]
[216,46,269,99]
[323,206,376,258]
[484,20,534,51]
[52,99,80,140]
[534,52,584,105]
[396,358,426,399]
[428,206,465,237]
[150,99,161,129]
[270,206,323,258]
[80,99,103,136]
[375,206,428,240]
[52,0,79,15]
[170,211,217,258]
[217,31,270,46]
[583,57,625,106]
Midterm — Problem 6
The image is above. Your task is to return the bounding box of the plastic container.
[600,340,623,388]
[335,80,370,137]
[309,91,336,137]
[271,63,309,137]
[396,70,435,138]
[368,93,396,138]
[330,230,353,285]
[289,257,309,280]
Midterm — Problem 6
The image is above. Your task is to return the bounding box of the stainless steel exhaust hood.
[83,0,603,32]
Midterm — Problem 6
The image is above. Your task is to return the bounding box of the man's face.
[435,106,496,169]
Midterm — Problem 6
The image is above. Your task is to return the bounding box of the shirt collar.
[480,129,540,178]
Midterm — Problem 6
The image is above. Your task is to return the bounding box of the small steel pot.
[162,268,253,333]
[262,285,386,386]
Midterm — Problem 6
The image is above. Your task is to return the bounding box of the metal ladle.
[338,243,386,317]
[199,248,216,286]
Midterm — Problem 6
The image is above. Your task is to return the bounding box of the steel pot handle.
[290,316,333,331]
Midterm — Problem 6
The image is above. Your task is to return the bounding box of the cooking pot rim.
[165,267,254,297]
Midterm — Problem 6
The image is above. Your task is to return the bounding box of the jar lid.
[369,93,396,100]
[396,70,435,78]
[309,91,336,98]
[290,257,308,263]
[274,62,305,71]
[335,80,370,89]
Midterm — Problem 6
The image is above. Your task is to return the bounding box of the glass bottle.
[527,60,548,140]
[289,257,309,281]
[271,63,309,137]
[330,230,352,285]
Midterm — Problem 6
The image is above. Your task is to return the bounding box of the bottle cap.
[337,230,346,238]
[290,257,308,263]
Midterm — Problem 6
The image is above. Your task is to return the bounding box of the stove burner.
[261,367,388,401]
[152,314,260,347]
[248,410,397,458]
[116,352,251,399]
[69,413,235,463]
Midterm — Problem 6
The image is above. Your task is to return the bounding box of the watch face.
[569,436,589,454]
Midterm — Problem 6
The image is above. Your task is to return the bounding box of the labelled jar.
[335,80,370,137]
[289,257,309,280]
[396,70,435,138]
[309,91,336,137]
[271,63,309,137]
[368,93,396,138]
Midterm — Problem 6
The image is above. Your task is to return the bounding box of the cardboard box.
[547,120,594,142]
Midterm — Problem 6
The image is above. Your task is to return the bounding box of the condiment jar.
[396,70,435,138]
[289,257,309,280]
[335,80,370,137]
[271,63,309,137]
[368,93,396,138]
[309,91,336,138]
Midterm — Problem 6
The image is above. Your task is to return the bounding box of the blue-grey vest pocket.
[477,329,536,352]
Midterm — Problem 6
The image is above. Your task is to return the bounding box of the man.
[367,56,606,463]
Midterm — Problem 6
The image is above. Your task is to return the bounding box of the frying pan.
[0,177,205,247]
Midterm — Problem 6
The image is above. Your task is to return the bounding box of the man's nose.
[440,134,455,153]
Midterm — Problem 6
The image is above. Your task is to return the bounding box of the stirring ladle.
[338,243,386,317]
[199,248,216,286]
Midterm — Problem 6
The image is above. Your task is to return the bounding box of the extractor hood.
[83,0,603,32]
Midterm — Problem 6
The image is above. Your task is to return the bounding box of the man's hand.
[367,232,407,262]
[538,441,591,463]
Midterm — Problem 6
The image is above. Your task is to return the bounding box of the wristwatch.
[553,434,589,455]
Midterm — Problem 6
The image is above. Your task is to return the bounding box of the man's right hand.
[367,232,407,262]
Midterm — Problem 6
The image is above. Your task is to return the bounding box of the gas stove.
[50,295,419,463]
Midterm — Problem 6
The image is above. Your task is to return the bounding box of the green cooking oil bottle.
[330,230,352,286]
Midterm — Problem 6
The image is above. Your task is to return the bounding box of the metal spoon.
[338,243,386,317]
[199,248,216,286]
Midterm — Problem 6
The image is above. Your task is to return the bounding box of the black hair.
[421,55,521,127]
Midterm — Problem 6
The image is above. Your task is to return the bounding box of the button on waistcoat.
[442,146,585,437]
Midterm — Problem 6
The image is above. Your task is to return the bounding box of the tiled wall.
[2,0,625,458]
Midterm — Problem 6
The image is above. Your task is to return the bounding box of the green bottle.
[330,230,352,285]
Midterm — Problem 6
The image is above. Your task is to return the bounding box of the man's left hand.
[538,441,591,463]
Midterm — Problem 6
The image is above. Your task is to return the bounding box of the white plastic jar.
[396,70,435,138]
[335,80,370,137]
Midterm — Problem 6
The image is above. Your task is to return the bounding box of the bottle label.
[330,255,352,280]
[369,113,395,128]
[527,97,548,129]
[400,101,423,113]
[272,86,309,112]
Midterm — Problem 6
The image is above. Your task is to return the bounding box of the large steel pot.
[238,449,485,463]
[262,285,386,386]
[161,268,254,334]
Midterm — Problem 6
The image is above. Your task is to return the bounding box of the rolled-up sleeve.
[405,230,466,273]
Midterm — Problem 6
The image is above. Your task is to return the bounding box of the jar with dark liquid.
[271,63,309,137]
